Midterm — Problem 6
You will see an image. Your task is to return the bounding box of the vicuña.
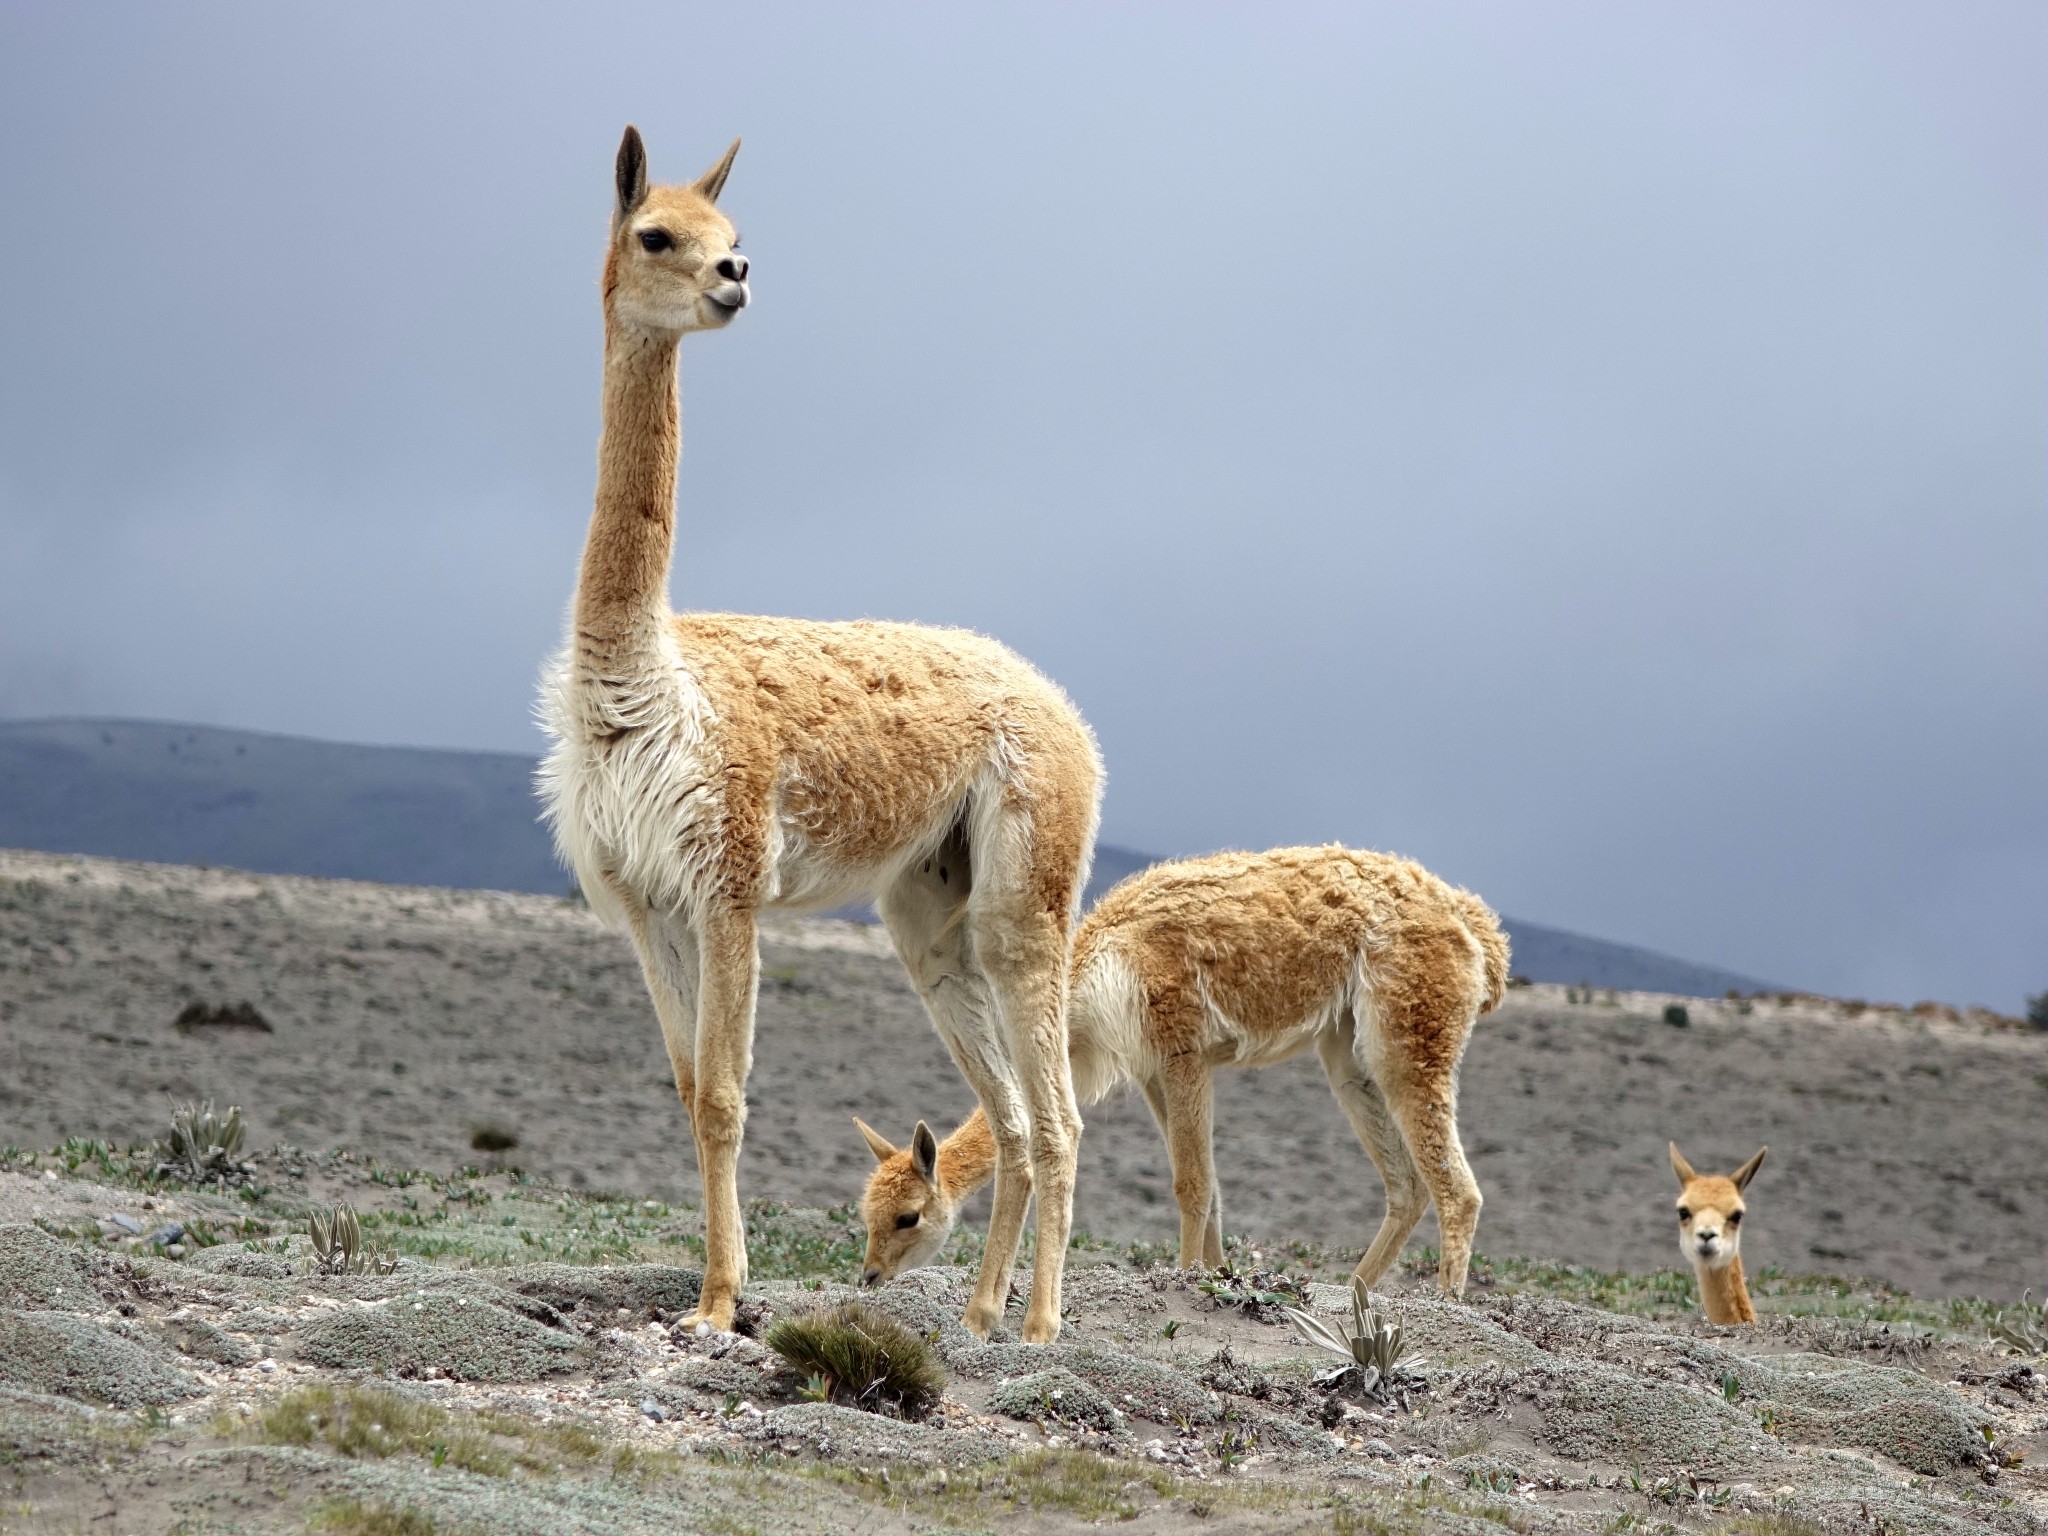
[538,128,1101,1343]
[855,845,1506,1297]
[1669,1142,1768,1325]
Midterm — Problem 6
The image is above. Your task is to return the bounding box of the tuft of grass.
[1713,1516,1831,1536]
[242,1384,509,1476]
[764,1303,945,1418]
[308,1500,442,1536]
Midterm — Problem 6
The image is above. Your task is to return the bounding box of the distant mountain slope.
[0,717,1777,996]
[0,718,562,895]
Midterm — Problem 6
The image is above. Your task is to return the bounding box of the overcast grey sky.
[1,3,2042,1009]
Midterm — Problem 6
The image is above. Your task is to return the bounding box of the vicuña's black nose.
[861,1267,881,1288]
[716,253,749,281]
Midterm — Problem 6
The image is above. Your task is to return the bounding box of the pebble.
[640,1398,666,1421]
[107,1213,143,1236]
[146,1223,185,1247]
[257,1359,278,1374]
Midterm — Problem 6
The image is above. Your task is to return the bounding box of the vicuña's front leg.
[684,906,759,1332]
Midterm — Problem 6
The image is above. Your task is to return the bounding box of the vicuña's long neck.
[574,323,681,646]
[938,1108,998,1206]
[1696,1256,1755,1326]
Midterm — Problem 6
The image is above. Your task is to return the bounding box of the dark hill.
[0,717,1775,996]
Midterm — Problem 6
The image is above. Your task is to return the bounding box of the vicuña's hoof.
[682,1298,736,1334]
[961,1300,1000,1340]
[1020,1310,1062,1345]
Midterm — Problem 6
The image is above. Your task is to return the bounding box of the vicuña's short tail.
[1453,889,1512,1014]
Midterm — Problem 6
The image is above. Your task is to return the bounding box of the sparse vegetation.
[310,1203,400,1276]
[245,1384,509,1475]
[309,1501,443,1536]
[2027,990,2048,1032]
[155,1099,249,1184]
[764,1303,945,1418]
[1281,1275,1425,1394]
[1990,1289,2047,1356]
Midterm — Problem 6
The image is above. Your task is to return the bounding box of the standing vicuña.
[1670,1143,1767,1325]
[855,845,1507,1296]
[538,128,1101,1343]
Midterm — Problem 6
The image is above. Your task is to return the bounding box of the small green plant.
[1198,1258,1308,1318]
[1662,1003,1689,1028]
[156,1100,249,1184]
[1160,1318,1181,1340]
[1280,1275,1425,1394]
[1215,1420,1258,1471]
[1719,1370,1741,1402]
[310,1204,399,1276]
[1990,1290,2047,1356]
[765,1303,946,1419]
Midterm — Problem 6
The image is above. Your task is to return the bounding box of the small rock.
[257,1358,278,1373]
[146,1223,185,1247]
[107,1213,143,1236]
[640,1398,666,1421]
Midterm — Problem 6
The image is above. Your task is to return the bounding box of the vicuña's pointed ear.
[854,1117,897,1164]
[1732,1146,1767,1192]
[911,1121,940,1186]
[693,137,740,203]
[615,125,649,225]
[1669,1142,1697,1185]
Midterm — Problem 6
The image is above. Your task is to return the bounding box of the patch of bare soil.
[4,849,2045,1302]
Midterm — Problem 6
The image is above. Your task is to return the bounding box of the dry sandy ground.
[3,849,2045,1300]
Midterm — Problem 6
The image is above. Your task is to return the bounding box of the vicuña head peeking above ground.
[1670,1141,1768,1326]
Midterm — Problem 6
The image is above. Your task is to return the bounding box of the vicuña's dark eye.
[638,229,674,253]
[1676,1207,1691,1222]
[1726,1211,1742,1226]
[894,1212,920,1230]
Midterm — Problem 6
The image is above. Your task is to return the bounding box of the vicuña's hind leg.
[1140,1073,1224,1268]
[1317,1015,1428,1290]
[1158,1053,1224,1269]
[685,906,760,1331]
[614,883,701,1113]
[879,837,1035,1341]
[1372,1010,1482,1298]
[971,902,1079,1343]
[967,809,1084,1344]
